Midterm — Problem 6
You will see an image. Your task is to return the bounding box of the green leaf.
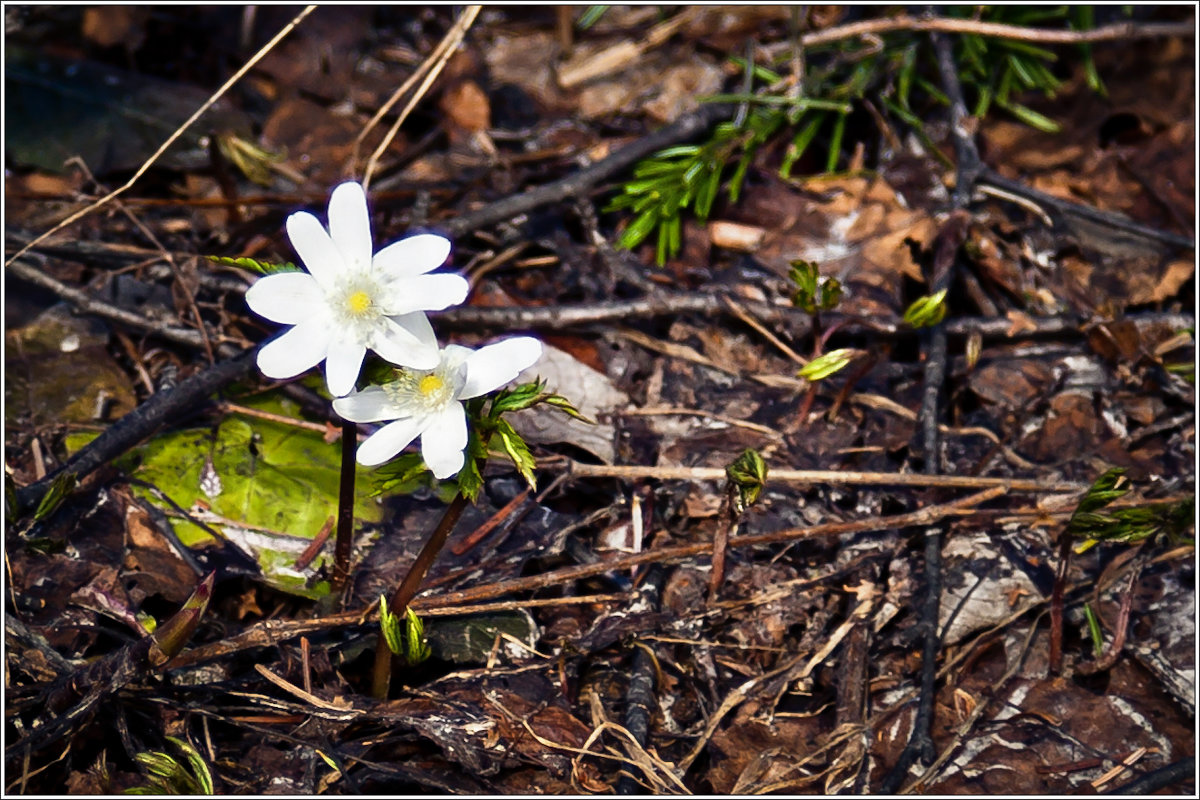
[492,418,538,490]
[371,452,434,497]
[725,55,781,84]
[543,393,593,423]
[455,429,486,503]
[789,259,820,312]
[897,43,918,108]
[655,218,670,266]
[205,255,299,275]
[33,472,76,521]
[576,5,609,30]
[1068,469,1194,549]
[1071,468,1129,518]
[165,737,214,795]
[695,166,722,219]
[1083,603,1105,657]
[1001,98,1062,134]
[797,348,859,382]
[817,276,844,312]
[379,595,404,657]
[825,111,846,173]
[490,380,547,416]
[105,394,383,599]
[779,114,824,179]
[727,153,751,205]
[650,144,703,160]
[618,207,661,251]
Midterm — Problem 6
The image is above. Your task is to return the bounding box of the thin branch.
[978,169,1195,251]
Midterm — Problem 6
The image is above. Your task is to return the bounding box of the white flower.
[246,181,469,397]
[332,337,543,478]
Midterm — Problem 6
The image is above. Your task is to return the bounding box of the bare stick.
[4,6,317,269]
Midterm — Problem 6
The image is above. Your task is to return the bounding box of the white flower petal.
[325,337,367,397]
[378,273,469,315]
[327,182,373,274]
[371,313,440,369]
[460,337,544,399]
[373,234,452,278]
[245,272,324,324]
[333,386,407,423]
[256,319,330,380]
[357,417,427,467]
[286,210,345,289]
[420,403,468,479]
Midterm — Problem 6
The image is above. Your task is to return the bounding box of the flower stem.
[371,491,471,699]
[331,420,357,601]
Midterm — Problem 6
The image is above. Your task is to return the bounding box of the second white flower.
[332,337,544,478]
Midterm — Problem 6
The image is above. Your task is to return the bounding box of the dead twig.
[166,593,628,670]
[977,169,1194,252]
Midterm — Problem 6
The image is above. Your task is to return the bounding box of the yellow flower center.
[418,374,445,397]
[346,290,373,316]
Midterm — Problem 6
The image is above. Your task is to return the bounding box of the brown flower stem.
[1049,531,1073,674]
[371,491,471,699]
[331,420,357,601]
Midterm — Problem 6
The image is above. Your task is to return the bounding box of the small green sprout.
[726,448,768,513]
[126,737,213,795]
[789,260,843,314]
[380,596,432,665]
[1083,603,1104,657]
[798,348,861,382]
[379,595,404,657]
[1068,468,1194,554]
[33,472,76,521]
[903,289,948,328]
